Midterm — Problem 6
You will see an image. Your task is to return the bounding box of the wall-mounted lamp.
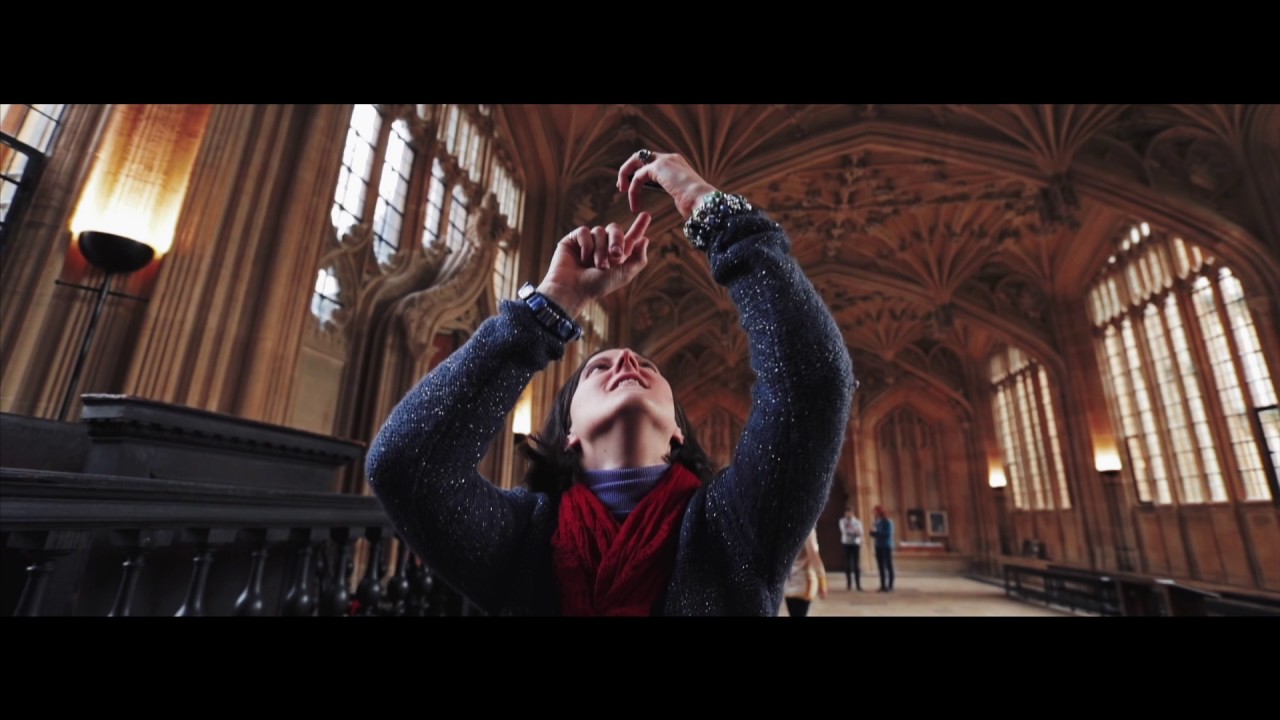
[1094,446,1134,570]
[988,465,1012,556]
[1095,449,1123,479]
[55,231,156,421]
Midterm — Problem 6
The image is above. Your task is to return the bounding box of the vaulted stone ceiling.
[496,104,1278,422]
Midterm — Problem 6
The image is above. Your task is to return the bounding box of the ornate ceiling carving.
[498,104,1277,425]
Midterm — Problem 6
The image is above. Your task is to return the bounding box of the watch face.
[517,282,535,300]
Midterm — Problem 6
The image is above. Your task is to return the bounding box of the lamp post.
[55,231,155,422]
[1096,450,1135,572]
[989,468,1012,557]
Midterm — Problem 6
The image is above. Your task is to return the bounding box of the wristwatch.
[517,283,582,343]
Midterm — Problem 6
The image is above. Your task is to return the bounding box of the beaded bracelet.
[683,191,754,252]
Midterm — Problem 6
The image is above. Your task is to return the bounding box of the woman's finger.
[606,223,626,263]
[591,226,610,269]
[622,212,651,257]
[627,164,657,213]
[620,235,649,273]
[570,226,592,266]
[617,150,652,192]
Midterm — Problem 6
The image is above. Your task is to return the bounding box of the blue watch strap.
[517,283,582,342]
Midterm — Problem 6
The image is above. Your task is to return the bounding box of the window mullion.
[1179,285,1243,503]
[1132,308,1181,506]
[1209,272,1272,500]
[399,115,439,262]
[994,386,1020,508]
[1118,320,1156,503]
[1157,297,1213,503]
[1011,373,1042,510]
[1021,372,1052,510]
[362,112,393,233]
[1032,369,1065,510]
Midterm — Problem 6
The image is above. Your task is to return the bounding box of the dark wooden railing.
[1,400,482,617]
[1,467,481,616]
[1002,560,1121,615]
[1002,558,1280,617]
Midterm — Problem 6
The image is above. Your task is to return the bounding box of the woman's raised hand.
[536,213,651,319]
[617,150,717,219]
[535,150,716,318]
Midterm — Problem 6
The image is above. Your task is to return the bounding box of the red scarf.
[551,463,701,616]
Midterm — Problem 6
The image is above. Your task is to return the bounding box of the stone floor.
[790,573,1074,617]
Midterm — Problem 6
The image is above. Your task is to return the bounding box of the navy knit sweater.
[365,210,855,615]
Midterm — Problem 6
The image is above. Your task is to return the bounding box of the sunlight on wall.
[69,104,212,257]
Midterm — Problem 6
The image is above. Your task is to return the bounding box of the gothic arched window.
[422,156,447,249]
[371,119,415,265]
[315,105,526,330]
[446,182,470,253]
[1088,222,1277,504]
[1,104,68,248]
[990,347,1071,511]
[493,237,517,308]
[311,266,343,326]
[329,104,381,237]
[489,151,523,232]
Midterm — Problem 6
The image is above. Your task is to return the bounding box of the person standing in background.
[838,508,863,591]
[782,528,828,617]
[869,505,895,592]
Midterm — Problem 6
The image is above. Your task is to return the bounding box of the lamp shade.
[78,231,155,274]
[1095,449,1123,473]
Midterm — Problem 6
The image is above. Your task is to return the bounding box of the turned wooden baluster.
[232,528,288,617]
[10,530,92,616]
[406,554,434,617]
[107,529,173,617]
[319,527,356,617]
[354,527,386,616]
[281,528,326,617]
[175,528,237,617]
[384,537,412,617]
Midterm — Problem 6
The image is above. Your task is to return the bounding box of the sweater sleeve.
[698,210,855,590]
[363,300,566,612]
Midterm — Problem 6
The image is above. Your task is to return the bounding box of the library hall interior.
[2,103,1277,617]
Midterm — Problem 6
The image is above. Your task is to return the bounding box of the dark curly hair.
[521,349,715,496]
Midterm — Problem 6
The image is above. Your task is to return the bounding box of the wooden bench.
[1044,566,1121,616]
[1003,560,1121,615]
[1205,594,1280,616]
[1002,561,1050,605]
[1006,560,1280,617]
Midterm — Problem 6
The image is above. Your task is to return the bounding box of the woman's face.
[567,348,683,449]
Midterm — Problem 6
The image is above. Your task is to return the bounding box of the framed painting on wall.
[927,510,949,537]
[906,508,925,531]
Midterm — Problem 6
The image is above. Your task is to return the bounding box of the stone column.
[120,105,350,426]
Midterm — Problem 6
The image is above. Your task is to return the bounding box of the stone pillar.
[121,105,350,426]
[234,105,352,425]
[1047,298,1117,570]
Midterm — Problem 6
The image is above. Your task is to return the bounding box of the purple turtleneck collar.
[580,464,671,521]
